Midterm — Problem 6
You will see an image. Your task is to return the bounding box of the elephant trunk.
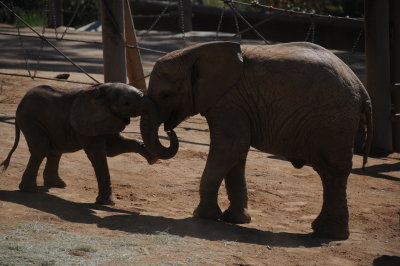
[140,96,179,159]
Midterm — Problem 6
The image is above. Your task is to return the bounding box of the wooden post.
[100,0,126,83]
[365,0,393,152]
[124,0,147,92]
[179,0,193,32]
[390,0,400,152]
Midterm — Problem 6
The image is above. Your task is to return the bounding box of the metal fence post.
[100,0,127,83]
[390,0,400,152]
[365,0,393,152]
[48,0,63,28]
[180,0,193,32]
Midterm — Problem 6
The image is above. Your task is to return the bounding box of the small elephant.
[1,83,178,205]
[140,41,372,239]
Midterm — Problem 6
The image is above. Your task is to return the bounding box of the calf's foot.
[19,181,38,192]
[44,176,66,188]
[96,194,115,205]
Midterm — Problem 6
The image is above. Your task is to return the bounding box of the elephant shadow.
[0,190,331,248]
[352,162,400,182]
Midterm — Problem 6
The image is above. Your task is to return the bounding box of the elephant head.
[140,42,243,156]
[70,82,178,159]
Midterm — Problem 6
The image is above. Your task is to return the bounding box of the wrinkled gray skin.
[0,83,178,205]
[140,41,372,239]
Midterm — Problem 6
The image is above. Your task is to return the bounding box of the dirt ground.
[0,25,399,265]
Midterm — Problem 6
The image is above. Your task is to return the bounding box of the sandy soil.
[0,26,399,265]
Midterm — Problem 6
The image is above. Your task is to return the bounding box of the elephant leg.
[19,154,45,192]
[19,125,49,192]
[84,139,114,205]
[193,148,228,221]
[221,157,251,224]
[106,134,157,164]
[312,156,352,239]
[194,109,251,222]
[43,153,66,188]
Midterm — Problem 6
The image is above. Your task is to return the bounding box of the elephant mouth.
[164,119,177,132]
[164,111,186,131]
[116,114,131,125]
[122,117,131,125]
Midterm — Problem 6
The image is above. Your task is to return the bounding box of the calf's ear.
[70,87,125,136]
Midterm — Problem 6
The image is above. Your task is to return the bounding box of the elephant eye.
[123,101,130,106]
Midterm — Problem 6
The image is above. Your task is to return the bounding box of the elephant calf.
[0,83,178,205]
[140,41,372,239]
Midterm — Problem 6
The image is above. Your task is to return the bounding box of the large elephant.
[1,83,178,205]
[140,41,372,239]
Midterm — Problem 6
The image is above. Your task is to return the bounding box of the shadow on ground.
[0,189,331,248]
[352,163,400,182]
[373,255,400,266]
[0,116,15,125]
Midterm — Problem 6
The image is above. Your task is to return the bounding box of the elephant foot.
[221,206,251,224]
[44,176,66,188]
[19,181,38,192]
[95,194,115,205]
[193,202,222,221]
[312,215,349,240]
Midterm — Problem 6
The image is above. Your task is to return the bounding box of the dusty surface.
[0,25,399,265]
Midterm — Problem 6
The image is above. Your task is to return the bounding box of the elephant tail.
[1,123,20,171]
[361,99,373,170]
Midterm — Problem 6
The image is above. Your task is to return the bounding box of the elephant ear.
[70,87,126,136]
[190,41,243,115]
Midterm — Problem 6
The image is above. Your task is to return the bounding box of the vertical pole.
[100,0,126,83]
[180,0,193,32]
[49,0,63,28]
[364,0,393,152]
[390,0,400,152]
[124,0,147,92]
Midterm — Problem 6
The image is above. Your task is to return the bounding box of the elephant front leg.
[193,152,225,221]
[221,157,251,224]
[84,144,114,205]
[106,134,157,164]
[194,109,251,222]
[43,153,66,188]
[193,150,251,222]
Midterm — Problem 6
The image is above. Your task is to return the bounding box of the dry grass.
[0,222,189,265]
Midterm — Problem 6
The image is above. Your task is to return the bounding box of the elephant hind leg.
[43,153,66,188]
[19,125,49,192]
[19,154,45,192]
[311,154,352,239]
